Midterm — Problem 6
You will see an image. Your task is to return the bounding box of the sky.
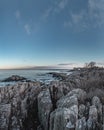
[0,0,104,69]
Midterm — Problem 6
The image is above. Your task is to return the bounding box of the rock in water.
[1,75,27,82]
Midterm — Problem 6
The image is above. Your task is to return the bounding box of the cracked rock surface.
[0,67,104,130]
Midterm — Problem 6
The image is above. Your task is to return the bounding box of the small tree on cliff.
[88,62,96,68]
[85,62,96,68]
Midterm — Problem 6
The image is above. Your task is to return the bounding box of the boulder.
[92,96,101,108]
[38,89,53,130]
[50,81,65,100]
[57,95,78,108]
[92,96,102,122]
[87,105,98,130]
[50,105,78,130]
[57,89,86,109]
[67,89,87,103]
[0,82,42,129]
[78,104,86,118]
[76,117,86,130]
[89,105,98,121]
[87,117,94,130]
[0,104,11,130]
[49,81,68,109]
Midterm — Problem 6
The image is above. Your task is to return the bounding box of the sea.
[0,69,69,87]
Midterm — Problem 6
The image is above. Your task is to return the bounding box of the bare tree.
[88,62,96,68]
[84,62,96,68]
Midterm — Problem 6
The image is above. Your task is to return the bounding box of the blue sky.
[0,0,104,69]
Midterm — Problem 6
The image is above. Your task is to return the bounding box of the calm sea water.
[0,69,68,87]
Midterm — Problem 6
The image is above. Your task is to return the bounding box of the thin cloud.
[42,7,52,21]
[64,0,104,31]
[71,12,84,24]
[64,21,72,28]
[88,0,104,27]
[58,63,77,66]
[64,11,88,32]
[15,10,32,35]
[15,10,21,20]
[53,0,69,13]
[57,62,83,68]
[41,0,69,21]
[58,0,68,9]
[35,0,69,32]
[24,24,31,35]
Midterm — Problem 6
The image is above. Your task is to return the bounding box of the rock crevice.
[0,68,104,130]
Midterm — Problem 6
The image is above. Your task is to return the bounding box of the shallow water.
[0,69,68,87]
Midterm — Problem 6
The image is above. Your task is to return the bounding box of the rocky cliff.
[0,67,104,130]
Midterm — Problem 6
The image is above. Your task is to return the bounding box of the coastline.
[0,67,104,129]
[0,69,66,87]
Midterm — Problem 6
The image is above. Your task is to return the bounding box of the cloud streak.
[23,0,69,33]
[24,24,31,35]
[64,12,88,32]
[15,0,104,34]
[58,0,68,10]
[15,10,32,35]
[41,0,69,21]
[58,63,77,66]
[57,62,84,69]
[88,0,104,27]
[15,10,21,20]
[53,0,69,14]
[42,7,52,21]
[64,0,104,31]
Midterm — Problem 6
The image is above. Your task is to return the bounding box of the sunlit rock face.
[0,68,104,130]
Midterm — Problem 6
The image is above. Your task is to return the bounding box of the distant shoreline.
[0,68,70,71]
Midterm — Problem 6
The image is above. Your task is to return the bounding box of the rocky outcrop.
[48,72,67,80]
[0,82,42,130]
[0,85,104,130]
[38,89,53,130]
[0,104,11,130]
[49,81,71,109]
[50,106,78,130]
[0,68,104,130]
[76,117,86,130]
[1,75,27,82]
[50,89,104,130]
